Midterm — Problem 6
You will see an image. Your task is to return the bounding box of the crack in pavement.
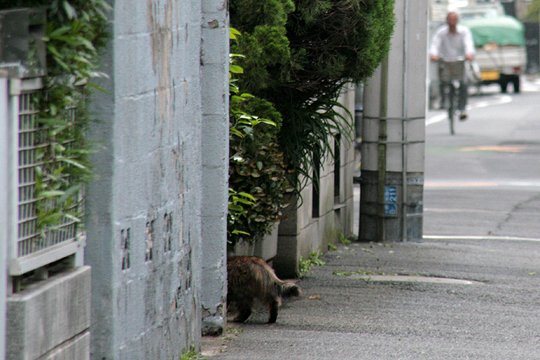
[494,192,540,233]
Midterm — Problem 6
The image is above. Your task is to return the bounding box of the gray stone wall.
[85,1,228,358]
[200,0,229,336]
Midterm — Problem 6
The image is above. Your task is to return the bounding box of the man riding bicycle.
[430,11,475,120]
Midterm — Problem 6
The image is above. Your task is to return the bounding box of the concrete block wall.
[85,0,228,358]
[6,267,91,360]
[275,86,357,278]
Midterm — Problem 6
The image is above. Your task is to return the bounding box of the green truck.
[462,15,527,93]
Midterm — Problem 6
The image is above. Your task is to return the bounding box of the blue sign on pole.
[384,185,398,216]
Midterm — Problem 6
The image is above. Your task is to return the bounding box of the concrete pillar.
[200,0,229,336]
[86,1,209,358]
[359,0,428,242]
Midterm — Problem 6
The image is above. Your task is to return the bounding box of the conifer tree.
[231,0,395,191]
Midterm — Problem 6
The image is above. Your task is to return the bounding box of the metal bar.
[8,80,20,262]
[0,76,10,351]
[9,238,83,276]
[377,57,390,241]
[405,213,423,218]
[362,140,425,145]
[363,116,425,121]
[402,0,410,242]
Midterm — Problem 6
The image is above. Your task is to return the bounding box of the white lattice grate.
[7,78,84,276]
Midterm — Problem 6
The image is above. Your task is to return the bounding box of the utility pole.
[359,0,428,242]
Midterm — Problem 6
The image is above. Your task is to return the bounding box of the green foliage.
[228,92,291,245]
[328,233,352,251]
[2,1,109,232]
[228,30,293,247]
[179,347,206,360]
[230,0,295,91]
[332,269,386,277]
[281,0,394,101]
[227,188,256,239]
[526,0,540,21]
[231,0,395,194]
[337,233,352,245]
[298,251,325,277]
[276,95,352,192]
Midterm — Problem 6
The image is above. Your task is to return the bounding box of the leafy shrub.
[228,30,292,246]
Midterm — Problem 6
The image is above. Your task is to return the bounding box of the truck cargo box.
[462,15,526,93]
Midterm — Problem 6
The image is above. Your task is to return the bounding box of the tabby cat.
[227,256,301,323]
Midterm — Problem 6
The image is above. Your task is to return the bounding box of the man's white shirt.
[430,24,475,61]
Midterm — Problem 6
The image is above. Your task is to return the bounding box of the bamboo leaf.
[64,213,81,223]
[62,1,77,19]
[41,190,65,198]
[236,192,256,201]
[49,26,71,38]
[229,65,244,74]
[229,27,241,40]
[57,157,87,169]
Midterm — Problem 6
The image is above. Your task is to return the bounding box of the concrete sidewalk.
[202,235,540,359]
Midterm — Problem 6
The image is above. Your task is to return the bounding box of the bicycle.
[438,59,466,135]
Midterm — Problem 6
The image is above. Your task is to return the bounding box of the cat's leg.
[233,300,252,323]
[268,298,279,323]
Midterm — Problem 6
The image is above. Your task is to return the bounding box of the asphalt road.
[202,77,540,359]
[424,77,540,238]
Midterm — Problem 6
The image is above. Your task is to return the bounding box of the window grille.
[6,77,85,276]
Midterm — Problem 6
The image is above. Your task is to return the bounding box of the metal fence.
[5,77,84,277]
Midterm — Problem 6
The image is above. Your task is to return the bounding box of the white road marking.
[426,94,513,126]
[425,180,540,189]
[424,235,540,243]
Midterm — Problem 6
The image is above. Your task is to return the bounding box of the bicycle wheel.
[447,84,455,135]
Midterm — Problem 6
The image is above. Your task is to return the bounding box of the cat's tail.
[280,281,301,298]
[260,258,301,298]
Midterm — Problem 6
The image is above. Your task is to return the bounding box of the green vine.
[3,1,110,233]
